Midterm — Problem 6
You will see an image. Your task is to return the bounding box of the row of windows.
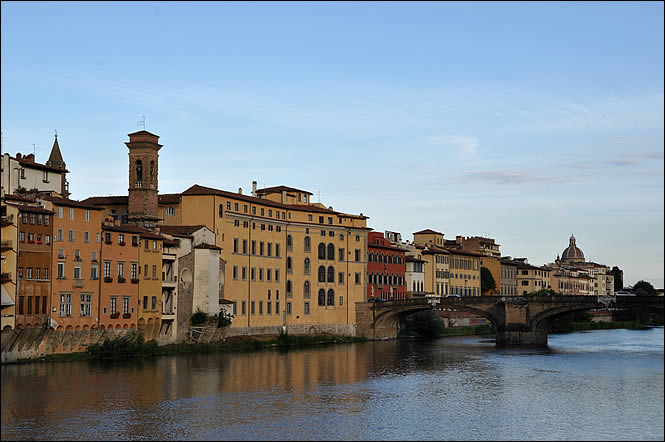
[450,257,478,270]
[449,287,478,296]
[232,265,281,283]
[19,232,50,244]
[233,219,283,232]
[501,286,517,295]
[222,202,288,220]
[233,239,281,257]
[368,252,404,264]
[16,295,48,316]
[17,267,49,280]
[21,213,51,225]
[367,273,405,286]
[102,261,157,280]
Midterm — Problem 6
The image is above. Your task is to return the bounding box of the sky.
[2,1,663,288]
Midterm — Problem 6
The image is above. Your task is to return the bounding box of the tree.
[633,280,656,296]
[480,267,496,294]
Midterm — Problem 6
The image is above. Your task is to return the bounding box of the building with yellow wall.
[447,249,482,296]
[138,230,163,340]
[1,201,19,330]
[171,183,369,335]
[514,258,551,295]
[412,230,450,297]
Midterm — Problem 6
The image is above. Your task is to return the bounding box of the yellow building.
[1,200,19,330]
[167,183,369,334]
[447,249,482,296]
[412,230,450,297]
[480,256,501,295]
[138,230,163,340]
[515,259,551,295]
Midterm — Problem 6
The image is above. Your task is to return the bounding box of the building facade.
[366,231,406,300]
[500,258,518,296]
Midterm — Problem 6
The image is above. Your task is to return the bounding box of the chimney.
[252,181,257,197]
[281,190,286,204]
[456,235,463,244]
[238,187,243,195]
[16,153,22,160]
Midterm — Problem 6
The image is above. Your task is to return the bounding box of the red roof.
[160,225,207,238]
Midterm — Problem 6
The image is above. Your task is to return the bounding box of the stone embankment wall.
[224,323,356,339]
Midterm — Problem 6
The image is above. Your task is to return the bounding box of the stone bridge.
[355,295,664,345]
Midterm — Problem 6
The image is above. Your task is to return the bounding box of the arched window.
[327,244,334,260]
[218,204,223,218]
[318,243,326,259]
[287,235,292,250]
[287,280,292,295]
[413,281,416,292]
[318,289,325,306]
[327,289,335,306]
[318,266,326,282]
[304,258,310,274]
[135,160,143,184]
[368,252,373,263]
[287,257,292,272]
[304,236,311,252]
[327,266,334,282]
[304,281,310,298]
[150,160,154,178]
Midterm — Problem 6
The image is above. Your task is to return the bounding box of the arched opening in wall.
[318,289,325,306]
[75,325,81,331]
[123,324,129,329]
[318,266,326,282]
[99,325,106,331]
[2,325,12,332]
[327,244,334,260]
[327,289,335,306]
[65,325,73,331]
[304,236,311,252]
[327,266,334,283]
[318,243,325,259]
[115,324,122,330]
[135,160,143,185]
[83,325,90,330]
[130,324,136,329]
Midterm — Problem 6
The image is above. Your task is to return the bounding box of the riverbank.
[14,333,368,365]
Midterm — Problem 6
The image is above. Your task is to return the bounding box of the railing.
[162,275,177,283]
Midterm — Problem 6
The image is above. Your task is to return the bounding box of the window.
[144,264,149,279]
[260,241,264,256]
[338,272,344,284]
[58,207,63,218]
[327,244,335,260]
[287,257,292,274]
[242,301,246,315]
[242,239,247,254]
[355,249,361,262]
[287,302,292,315]
[153,265,157,279]
[242,266,247,280]
[304,236,311,252]
[304,258,310,275]
[327,266,335,282]
[131,263,137,280]
[328,217,333,225]
[132,236,138,246]
[80,293,92,317]
[251,301,255,315]
[327,289,335,306]
[287,280,292,296]
[355,273,361,284]
[233,238,238,253]
[60,293,72,317]
[145,239,149,250]
[219,204,224,218]
[26,268,33,280]
[68,207,74,219]
[110,297,118,315]
[233,266,238,280]
[29,213,35,224]
[259,301,263,315]
[304,281,310,298]
[318,243,326,259]
[152,296,157,311]
[122,297,130,314]
[522,280,529,286]
[44,215,49,226]
[304,302,310,314]
[74,266,81,280]
[118,234,125,245]
[251,240,256,255]
[85,209,90,221]
[84,231,90,243]
[252,207,256,215]
[45,235,50,245]
[287,235,292,251]
[318,266,326,282]
[275,269,280,282]
[117,262,124,279]
[275,244,280,257]
[235,203,239,211]
[339,296,343,306]
[35,268,40,280]
[268,243,272,256]
[57,263,65,279]
[259,268,264,281]
[319,216,324,224]
[267,268,272,281]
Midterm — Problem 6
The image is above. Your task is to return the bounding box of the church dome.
[561,234,584,261]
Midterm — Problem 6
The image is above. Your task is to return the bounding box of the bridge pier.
[495,325,548,346]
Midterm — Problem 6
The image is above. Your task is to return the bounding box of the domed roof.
[561,234,584,261]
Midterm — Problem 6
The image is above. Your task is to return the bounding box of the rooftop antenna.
[137,115,146,130]
[54,130,58,139]
[32,144,39,156]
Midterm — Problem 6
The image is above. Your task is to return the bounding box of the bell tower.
[126,130,161,229]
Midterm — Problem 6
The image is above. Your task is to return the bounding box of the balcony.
[162,275,177,287]
[104,277,113,283]
[1,240,12,251]
[131,278,140,284]
[110,312,120,319]
[1,214,15,227]
[117,277,126,283]
[1,272,12,283]
[73,279,84,288]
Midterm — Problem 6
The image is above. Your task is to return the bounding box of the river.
[1,327,663,441]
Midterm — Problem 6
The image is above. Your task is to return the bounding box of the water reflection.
[2,328,663,441]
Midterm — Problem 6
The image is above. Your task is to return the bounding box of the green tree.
[480,267,496,294]
[633,280,656,296]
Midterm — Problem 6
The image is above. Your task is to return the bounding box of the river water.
[1,327,663,441]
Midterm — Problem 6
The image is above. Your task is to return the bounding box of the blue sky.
[2,1,663,288]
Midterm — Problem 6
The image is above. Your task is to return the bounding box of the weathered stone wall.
[224,323,356,338]
[1,327,140,364]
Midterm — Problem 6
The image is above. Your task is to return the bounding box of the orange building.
[137,229,163,340]
[99,222,141,330]
[40,196,104,331]
[14,202,54,328]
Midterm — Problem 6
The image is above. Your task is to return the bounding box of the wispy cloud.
[464,170,561,185]
[427,135,478,155]
[605,151,664,167]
